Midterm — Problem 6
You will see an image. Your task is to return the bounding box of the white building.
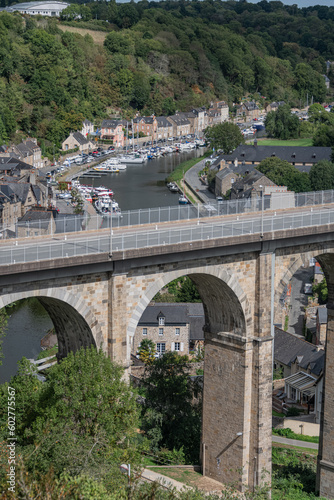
[5,1,69,17]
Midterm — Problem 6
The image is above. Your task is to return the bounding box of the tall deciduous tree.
[204,122,244,154]
[257,157,311,192]
[264,104,300,140]
[141,351,202,463]
[1,347,140,478]
[309,160,334,191]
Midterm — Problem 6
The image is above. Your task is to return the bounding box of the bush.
[287,407,304,417]
[155,447,186,465]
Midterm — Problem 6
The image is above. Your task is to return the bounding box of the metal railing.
[1,207,334,267]
[2,189,334,240]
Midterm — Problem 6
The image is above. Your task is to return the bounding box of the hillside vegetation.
[0,0,333,149]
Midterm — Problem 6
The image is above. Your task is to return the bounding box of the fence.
[2,189,334,241]
[1,207,334,267]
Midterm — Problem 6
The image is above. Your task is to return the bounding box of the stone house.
[167,114,191,138]
[17,209,55,238]
[236,101,260,120]
[192,107,208,134]
[207,101,229,126]
[230,169,275,200]
[215,160,240,197]
[218,143,332,173]
[132,116,157,138]
[0,190,21,232]
[274,327,324,422]
[156,116,173,140]
[62,132,94,153]
[265,101,285,113]
[100,120,124,147]
[316,307,327,346]
[0,156,33,178]
[133,302,204,357]
[0,182,42,217]
[12,139,43,169]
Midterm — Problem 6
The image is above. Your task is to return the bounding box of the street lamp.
[259,185,264,238]
[110,215,113,257]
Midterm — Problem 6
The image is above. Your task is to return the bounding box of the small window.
[159,328,164,336]
[175,342,180,351]
[142,328,147,336]
[175,328,180,335]
[159,317,165,326]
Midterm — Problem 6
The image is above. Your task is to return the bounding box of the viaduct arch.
[2,223,334,496]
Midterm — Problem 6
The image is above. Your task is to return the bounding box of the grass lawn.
[58,25,108,45]
[166,153,210,183]
[256,138,313,147]
[272,442,318,456]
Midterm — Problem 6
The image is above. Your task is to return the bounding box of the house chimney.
[219,159,226,170]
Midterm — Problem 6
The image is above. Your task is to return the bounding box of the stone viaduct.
[1,222,334,497]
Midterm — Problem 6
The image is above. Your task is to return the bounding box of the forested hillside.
[0,0,333,147]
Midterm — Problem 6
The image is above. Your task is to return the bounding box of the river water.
[79,147,204,211]
[0,148,204,383]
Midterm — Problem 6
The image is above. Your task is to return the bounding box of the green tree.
[257,157,311,192]
[8,347,140,478]
[141,352,202,463]
[0,308,8,366]
[309,160,334,191]
[264,105,300,140]
[138,338,156,364]
[313,277,328,304]
[204,122,244,154]
[313,124,334,147]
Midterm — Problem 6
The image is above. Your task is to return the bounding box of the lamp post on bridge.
[110,215,113,257]
[259,185,264,238]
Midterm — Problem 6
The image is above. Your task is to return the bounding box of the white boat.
[119,154,146,164]
[93,165,119,173]
[179,195,189,205]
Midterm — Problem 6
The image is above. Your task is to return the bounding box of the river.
[78,147,205,211]
[0,148,204,383]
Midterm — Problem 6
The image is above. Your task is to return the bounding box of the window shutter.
[171,342,175,351]
[181,342,184,352]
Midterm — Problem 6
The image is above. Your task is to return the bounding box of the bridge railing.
[1,207,334,266]
[1,189,334,241]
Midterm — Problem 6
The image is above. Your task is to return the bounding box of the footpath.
[272,435,318,450]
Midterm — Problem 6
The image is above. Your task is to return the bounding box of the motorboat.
[179,195,189,205]
[93,164,119,173]
[119,154,146,164]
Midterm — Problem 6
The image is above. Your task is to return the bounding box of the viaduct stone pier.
[1,223,334,496]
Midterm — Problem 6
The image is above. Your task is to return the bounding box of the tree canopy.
[264,105,300,140]
[0,0,333,147]
[257,157,311,193]
[204,122,244,154]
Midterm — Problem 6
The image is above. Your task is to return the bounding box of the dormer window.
[312,153,316,158]
[158,313,165,326]
[292,153,296,158]
[271,153,276,157]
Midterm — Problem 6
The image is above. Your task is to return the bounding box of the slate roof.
[0,156,32,172]
[101,120,121,129]
[138,302,204,331]
[219,145,332,173]
[168,115,190,126]
[317,307,328,324]
[138,303,189,325]
[156,116,172,127]
[274,327,324,376]
[71,132,89,146]
[0,183,32,204]
[216,167,236,182]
